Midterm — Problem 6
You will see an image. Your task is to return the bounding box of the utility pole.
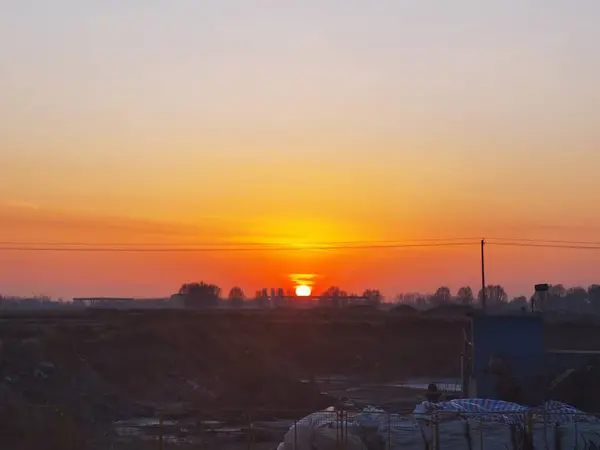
[481,239,487,311]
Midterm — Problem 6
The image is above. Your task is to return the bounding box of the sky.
[1,1,600,300]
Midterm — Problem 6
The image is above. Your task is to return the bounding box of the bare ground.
[0,308,598,448]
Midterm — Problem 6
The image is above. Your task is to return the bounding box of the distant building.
[72,297,179,309]
[318,295,368,308]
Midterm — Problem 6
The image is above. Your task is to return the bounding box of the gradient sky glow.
[1,1,600,299]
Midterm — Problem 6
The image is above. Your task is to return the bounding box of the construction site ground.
[0,308,597,449]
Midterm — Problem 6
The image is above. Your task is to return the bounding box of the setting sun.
[295,285,312,297]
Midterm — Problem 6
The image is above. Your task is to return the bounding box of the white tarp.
[356,402,600,450]
[278,408,366,450]
[279,402,600,450]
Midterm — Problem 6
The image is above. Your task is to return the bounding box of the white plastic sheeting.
[277,407,366,450]
[408,419,600,450]
[278,402,600,450]
[355,402,600,450]
[357,406,425,449]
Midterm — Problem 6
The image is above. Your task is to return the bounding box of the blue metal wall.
[471,314,544,399]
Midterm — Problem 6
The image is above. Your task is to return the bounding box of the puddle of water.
[310,375,462,392]
[254,419,294,430]
[140,434,205,445]
[390,379,462,392]
[114,415,250,446]
[115,418,177,427]
[115,377,461,446]
[201,420,223,426]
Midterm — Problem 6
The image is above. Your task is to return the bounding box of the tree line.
[177,282,600,313]
[176,282,384,308]
[396,284,600,313]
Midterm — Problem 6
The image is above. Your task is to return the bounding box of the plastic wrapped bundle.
[357,406,425,450]
[413,399,600,450]
[279,400,600,450]
[278,408,366,450]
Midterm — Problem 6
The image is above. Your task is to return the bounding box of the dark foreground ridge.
[0,308,598,448]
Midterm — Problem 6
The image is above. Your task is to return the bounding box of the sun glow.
[295,285,312,297]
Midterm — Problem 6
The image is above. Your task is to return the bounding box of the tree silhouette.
[253,289,269,308]
[390,283,600,314]
[321,286,347,297]
[478,285,508,307]
[165,280,600,313]
[549,284,566,297]
[179,282,221,308]
[510,296,528,310]
[396,292,428,309]
[396,293,410,304]
[545,284,567,310]
[456,287,474,305]
[565,287,588,313]
[228,286,245,300]
[228,286,245,308]
[362,289,383,306]
[430,286,452,306]
[320,286,347,307]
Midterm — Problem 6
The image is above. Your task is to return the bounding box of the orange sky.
[1,2,600,299]
[1,201,600,299]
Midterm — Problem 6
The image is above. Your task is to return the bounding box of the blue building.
[464,313,546,403]
[463,312,600,407]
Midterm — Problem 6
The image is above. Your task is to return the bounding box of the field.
[0,308,599,448]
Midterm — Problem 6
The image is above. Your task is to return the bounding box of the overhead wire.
[486,237,600,246]
[0,241,478,252]
[486,242,600,251]
[0,237,479,247]
[0,237,599,252]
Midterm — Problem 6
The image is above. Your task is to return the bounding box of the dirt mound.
[423,304,475,316]
[0,311,465,417]
[390,304,418,314]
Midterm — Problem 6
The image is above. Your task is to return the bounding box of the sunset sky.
[1,1,599,299]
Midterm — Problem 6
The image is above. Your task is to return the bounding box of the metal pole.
[479,415,484,450]
[247,411,254,450]
[158,415,164,450]
[294,417,297,450]
[388,412,392,448]
[526,411,533,450]
[481,239,487,311]
[434,412,440,450]
[337,410,341,450]
[460,352,464,398]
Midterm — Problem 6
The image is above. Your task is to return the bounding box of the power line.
[0,242,477,253]
[3,236,599,248]
[0,237,480,247]
[488,242,600,251]
[487,237,600,246]
[2,237,600,252]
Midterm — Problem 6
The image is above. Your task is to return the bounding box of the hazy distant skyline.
[1,1,599,299]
